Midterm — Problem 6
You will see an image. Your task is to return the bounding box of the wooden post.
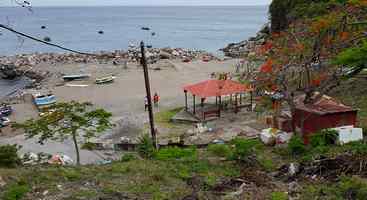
[193,95,196,115]
[250,91,253,111]
[140,41,157,149]
[218,96,222,117]
[184,90,188,111]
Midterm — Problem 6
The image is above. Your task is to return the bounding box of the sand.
[0,58,239,164]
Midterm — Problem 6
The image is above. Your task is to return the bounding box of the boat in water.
[33,93,57,107]
[95,76,115,84]
[62,74,91,81]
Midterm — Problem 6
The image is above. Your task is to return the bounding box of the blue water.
[0,6,268,56]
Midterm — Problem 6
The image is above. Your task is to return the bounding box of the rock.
[159,51,171,59]
[43,190,49,196]
[288,163,300,176]
[0,176,6,188]
[0,64,19,79]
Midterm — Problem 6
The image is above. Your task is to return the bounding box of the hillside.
[1,1,367,200]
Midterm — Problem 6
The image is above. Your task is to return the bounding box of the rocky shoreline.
[220,23,270,58]
[0,47,218,82]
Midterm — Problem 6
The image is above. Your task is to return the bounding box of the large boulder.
[0,64,19,80]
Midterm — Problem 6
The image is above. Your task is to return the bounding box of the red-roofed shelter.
[183,79,253,120]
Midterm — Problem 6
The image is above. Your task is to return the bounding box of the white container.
[335,127,363,145]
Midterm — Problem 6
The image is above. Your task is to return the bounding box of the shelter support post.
[193,95,196,115]
[218,96,222,117]
[250,91,253,111]
[184,90,188,111]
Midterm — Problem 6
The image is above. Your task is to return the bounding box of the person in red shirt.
[153,93,160,107]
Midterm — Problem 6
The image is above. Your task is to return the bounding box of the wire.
[0,24,98,56]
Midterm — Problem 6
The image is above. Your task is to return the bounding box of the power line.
[0,24,98,56]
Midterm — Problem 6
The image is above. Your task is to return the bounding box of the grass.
[0,148,240,200]
[155,107,183,125]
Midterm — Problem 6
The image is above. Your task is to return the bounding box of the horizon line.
[0,4,269,8]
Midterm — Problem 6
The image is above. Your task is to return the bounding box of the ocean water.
[0,6,268,56]
[0,6,268,97]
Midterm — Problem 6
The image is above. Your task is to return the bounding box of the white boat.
[0,117,10,127]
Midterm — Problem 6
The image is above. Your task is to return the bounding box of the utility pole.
[140,41,157,149]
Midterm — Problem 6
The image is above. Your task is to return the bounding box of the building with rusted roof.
[293,94,358,143]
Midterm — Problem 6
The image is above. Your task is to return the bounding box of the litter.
[48,154,74,165]
[260,128,279,145]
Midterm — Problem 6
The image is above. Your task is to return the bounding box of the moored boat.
[62,74,91,81]
[33,93,57,107]
[0,104,13,116]
[95,76,115,84]
[0,117,11,127]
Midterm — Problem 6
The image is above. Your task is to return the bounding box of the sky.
[1,0,272,6]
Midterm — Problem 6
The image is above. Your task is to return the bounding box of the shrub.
[137,134,156,159]
[271,191,288,200]
[207,144,232,158]
[2,182,30,200]
[81,142,97,150]
[310,129,338,147]
[120,154,136,162]
[154,147,197,161]
[0,145,21,168]
[338,176,367,199]
[229,138,259,161]
[288,135,306,155]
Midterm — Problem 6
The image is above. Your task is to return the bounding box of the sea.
[0,6,268,97]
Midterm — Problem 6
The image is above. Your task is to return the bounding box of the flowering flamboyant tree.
[255,1,367,131]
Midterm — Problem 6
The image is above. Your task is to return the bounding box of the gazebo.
[183,79,253,120]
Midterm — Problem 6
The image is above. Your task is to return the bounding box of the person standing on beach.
[153,93,160,108]
[144,96,149,111]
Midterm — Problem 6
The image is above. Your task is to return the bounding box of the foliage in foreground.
[15,101,113,165]
[302,176,367,200]
[0,145,21,168]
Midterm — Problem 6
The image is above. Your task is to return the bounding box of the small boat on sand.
[95,76,115,84]
[0,117,11,127]
[33,93,57,107]
[62,74,91,81]
[0,104,13,116]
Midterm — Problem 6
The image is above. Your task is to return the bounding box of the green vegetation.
[2,182,30,200]
[154,147,197,161]
[0,145,21,168]
[207,144,232,158]
[301,176,367,199]
[15,101,112,165]
[310,129,338,148]
[270,191,288,200]
[288,135,306,156]
[137,134,156,158]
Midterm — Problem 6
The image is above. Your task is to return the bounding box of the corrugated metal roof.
[295,94,357,115]
[183,79,251,98]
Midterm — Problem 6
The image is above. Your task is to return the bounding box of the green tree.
[15,101,112,165]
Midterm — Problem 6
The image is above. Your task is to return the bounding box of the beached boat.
[0,117,10,127]
[33,93,57,107]
[62,74,91,81]
[0,104,13,116]
[95,76,115,84]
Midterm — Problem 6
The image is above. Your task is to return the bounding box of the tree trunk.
[72,132,80,165]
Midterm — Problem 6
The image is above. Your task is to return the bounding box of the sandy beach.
[0,58,240,164]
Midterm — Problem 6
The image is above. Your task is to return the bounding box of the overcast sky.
[2,0,272,6]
